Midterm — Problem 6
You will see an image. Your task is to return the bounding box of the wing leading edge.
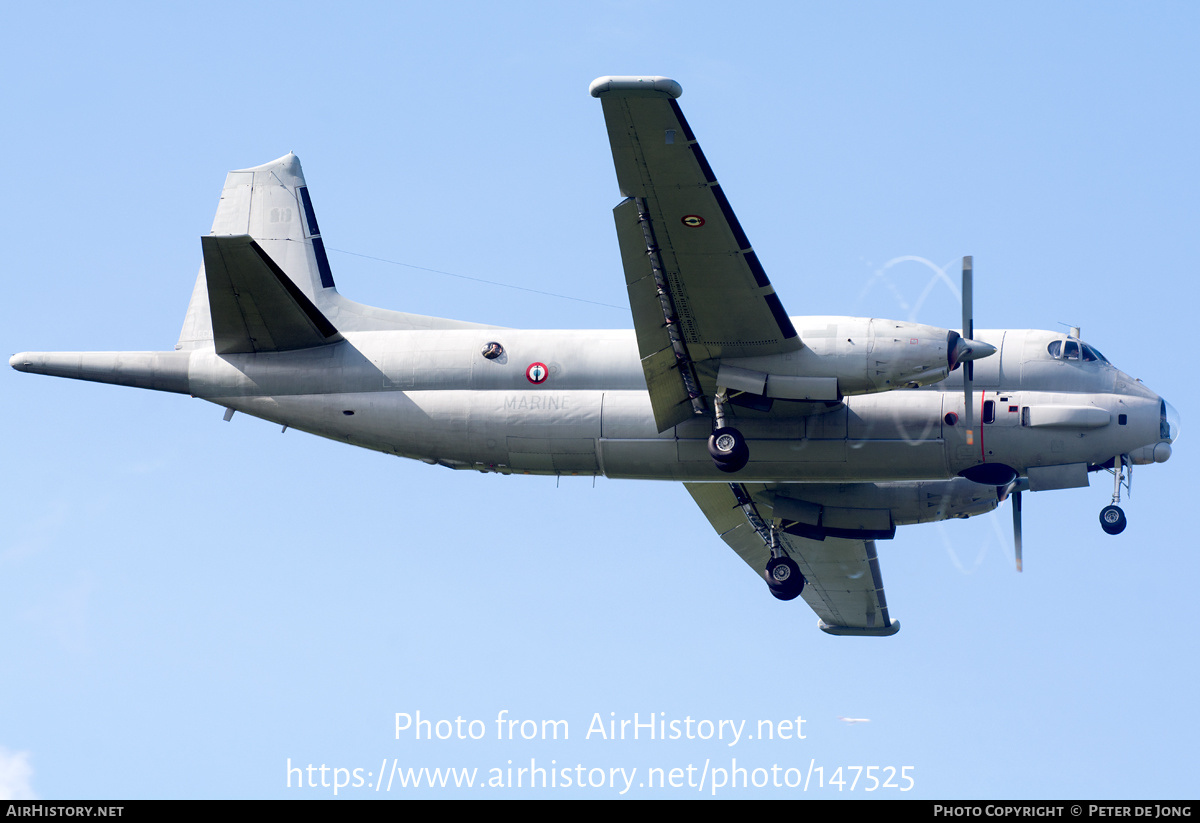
[592,76,801,431]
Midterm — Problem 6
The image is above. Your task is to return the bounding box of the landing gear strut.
[1100,454,1130,535]
[729,484,806,601]
[709,389,748,472]
[766,526,804,601]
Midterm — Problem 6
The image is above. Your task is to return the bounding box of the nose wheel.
[1099,505,1127,535]
[1099,454,1131,536]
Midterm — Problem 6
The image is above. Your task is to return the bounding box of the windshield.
[1047,339,1110,364]
[1162,399,1180,443]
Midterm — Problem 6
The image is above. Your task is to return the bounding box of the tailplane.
[178,153,501,350]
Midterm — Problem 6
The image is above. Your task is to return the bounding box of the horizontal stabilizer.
[202,235,343,354]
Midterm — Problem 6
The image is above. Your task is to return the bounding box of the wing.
[591,76,801,431]
[685,482,901,637]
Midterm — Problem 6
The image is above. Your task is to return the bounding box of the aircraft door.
[974,390,1023,468]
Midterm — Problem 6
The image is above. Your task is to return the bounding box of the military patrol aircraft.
[10,76,1178,636]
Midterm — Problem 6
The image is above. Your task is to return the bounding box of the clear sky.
[1,1,1194,799]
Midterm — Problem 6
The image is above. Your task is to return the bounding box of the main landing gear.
[708,389,749,473]
[708,427,748,472]
[1099,454,1131,536]
[766,523,804,601]
[729,483,805,600]
[767,555,804,601]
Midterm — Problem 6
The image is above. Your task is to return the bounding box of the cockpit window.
[1162,399,1180,443]
[1047,339,1109,364]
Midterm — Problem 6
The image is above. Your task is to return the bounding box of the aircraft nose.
[1162,398,1180,444]
[1128,397,1177,465]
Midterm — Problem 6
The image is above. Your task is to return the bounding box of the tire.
[708,427,749,472]
[766,556,805,601]
[1099,505,1127,535]
[714,450,749,472]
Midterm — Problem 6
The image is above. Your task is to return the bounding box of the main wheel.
[1099,505,1127,535]
[766,556,805,601]
[708,427,749,472]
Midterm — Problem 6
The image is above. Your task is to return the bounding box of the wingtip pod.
[818,619,901,637]
[589,76,682,98]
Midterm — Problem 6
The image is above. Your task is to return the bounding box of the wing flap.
[595,80,801,364]
[641,347,694,431]
[202,235,343,354]
[685,482,900,636]
[614,197,697,430]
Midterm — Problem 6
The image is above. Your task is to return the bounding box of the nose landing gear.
[1100,454,1131,535]
[1099,505,1127,535]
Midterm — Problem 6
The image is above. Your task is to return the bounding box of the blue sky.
[1,1,1194,799]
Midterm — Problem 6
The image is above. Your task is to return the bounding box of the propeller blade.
[962,255,974,343]
[1012,489,1023,573]
[963,256,975,446]
[998,477,1018,503]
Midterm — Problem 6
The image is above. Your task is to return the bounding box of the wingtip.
[818,619,901,637]
[589,76,682,99]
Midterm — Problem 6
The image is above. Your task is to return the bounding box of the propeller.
[955,257,1018,568]
[946,257,995,445]
[1012,490,1023,572]
[962,256,976,446]
[999,477,1025,573]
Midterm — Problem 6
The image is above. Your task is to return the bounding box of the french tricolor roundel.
[526,362,548,384]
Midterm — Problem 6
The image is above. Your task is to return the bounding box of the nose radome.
[1129,443,1171,465]
[1162,399,1180,444]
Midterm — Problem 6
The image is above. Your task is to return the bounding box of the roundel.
[681,214,705,227]
[525,362,549,384]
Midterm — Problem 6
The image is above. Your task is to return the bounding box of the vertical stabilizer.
[178,153,337,350]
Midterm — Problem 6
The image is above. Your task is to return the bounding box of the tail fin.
[178,153,339,351]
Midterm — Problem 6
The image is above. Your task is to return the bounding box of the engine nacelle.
[719,316,988,401]
[762,478,1001,542]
